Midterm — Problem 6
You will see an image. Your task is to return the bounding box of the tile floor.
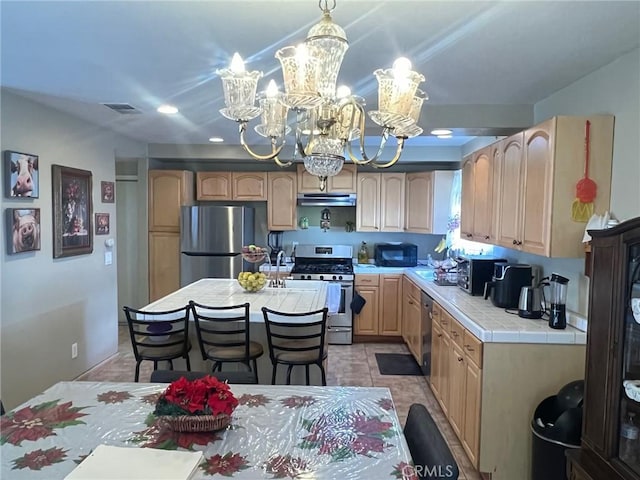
[76,326,482,480]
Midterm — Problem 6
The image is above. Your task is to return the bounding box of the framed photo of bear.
[6,208,41,254]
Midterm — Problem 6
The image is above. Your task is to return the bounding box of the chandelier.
[217,0,427,191]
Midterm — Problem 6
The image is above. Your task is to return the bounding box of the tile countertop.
[353,266,587,345]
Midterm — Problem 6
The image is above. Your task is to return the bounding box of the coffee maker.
[267,231,283,264]
[484,262,533,309]
[548,273,570,329]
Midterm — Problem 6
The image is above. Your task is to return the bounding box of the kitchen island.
[140,278,328,385]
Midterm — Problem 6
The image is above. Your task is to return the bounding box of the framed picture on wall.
[52,164,93,258]
[4,150,39,198]
[95,213,110,235]
[101,181,114,203]
[5,208,41,254]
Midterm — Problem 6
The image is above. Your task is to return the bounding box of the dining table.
[0,380,417,479]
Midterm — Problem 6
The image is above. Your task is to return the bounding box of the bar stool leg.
[320,364,327,386]
[286,365,294,385]
[135,361,141,382]
[271,364,277,385]
[305,365,310,385]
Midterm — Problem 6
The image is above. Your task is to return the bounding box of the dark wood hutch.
[567,216,640,480]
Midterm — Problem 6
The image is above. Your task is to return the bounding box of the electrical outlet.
[71,342,78,359]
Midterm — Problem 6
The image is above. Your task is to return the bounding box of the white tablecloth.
[1,381,416,479]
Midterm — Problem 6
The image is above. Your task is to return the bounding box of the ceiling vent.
[102,103,141,114]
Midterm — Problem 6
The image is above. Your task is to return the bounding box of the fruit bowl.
[237,271,268,292]
[241,245,268,263]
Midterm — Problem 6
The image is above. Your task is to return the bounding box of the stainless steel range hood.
[297,193,356,207]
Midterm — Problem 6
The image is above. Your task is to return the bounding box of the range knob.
[338,275,343,280]
[332,275,337,280]
[306,275,312,280]
[319,275,324,280]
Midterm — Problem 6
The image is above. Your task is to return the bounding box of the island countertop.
[143,278,327,321]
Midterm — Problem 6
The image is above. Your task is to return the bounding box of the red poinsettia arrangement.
[154,376,238,417]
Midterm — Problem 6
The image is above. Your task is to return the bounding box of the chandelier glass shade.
[217,0,427,190]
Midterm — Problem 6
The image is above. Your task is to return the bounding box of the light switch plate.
[105,251,113,265]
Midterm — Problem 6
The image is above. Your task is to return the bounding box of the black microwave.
[374,243,418,267]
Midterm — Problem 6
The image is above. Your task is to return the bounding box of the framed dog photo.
[52,164,93,258]
[6,208,41,254]
[95,213,110,235]
[101,181,114,203]
[4,150,39,198]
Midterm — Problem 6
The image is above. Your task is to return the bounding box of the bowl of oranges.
[237,271,268,293]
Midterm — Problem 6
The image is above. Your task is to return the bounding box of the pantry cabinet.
[148,170,193,302]
[356,173,405,232]
[267,172,297,230]
[355,274,402,337]
[405,171,454,234]
[148,170,194,231]
[297,164,356,193]
[493,115,614,257]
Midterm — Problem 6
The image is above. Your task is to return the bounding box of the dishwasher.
[420,291,433,377]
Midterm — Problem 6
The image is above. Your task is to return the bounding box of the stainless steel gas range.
[291,245,353,345]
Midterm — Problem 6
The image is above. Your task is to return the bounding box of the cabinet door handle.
[465,345,475,352]
[408,300,414,305]
[452,331,459,337]
[441,321,448,326]
[437,333,443,338]
[458,356,464,362]
[485,235,490,240]
[517,240,523,246]
[512,239,518,245]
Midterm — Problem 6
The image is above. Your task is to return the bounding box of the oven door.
[327,281,353,344]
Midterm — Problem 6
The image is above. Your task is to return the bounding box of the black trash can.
[531,380,584,480]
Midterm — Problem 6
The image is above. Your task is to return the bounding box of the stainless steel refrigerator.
[180,205,254,286]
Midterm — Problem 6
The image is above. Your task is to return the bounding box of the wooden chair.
[190,301,263,383]
[123,305,192,382]
[0,400,5,416]
[150,369,257,384]
[403,403,459,480]
[261,306,328,385]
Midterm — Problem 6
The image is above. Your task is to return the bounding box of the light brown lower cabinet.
[429,299,586,480]
[355,274,403,338]
[431,304,483,468]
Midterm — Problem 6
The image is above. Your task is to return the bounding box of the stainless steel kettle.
[518,285,545,319]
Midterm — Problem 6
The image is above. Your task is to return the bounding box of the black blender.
[549,273,570,329]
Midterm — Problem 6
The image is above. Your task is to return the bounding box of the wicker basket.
[157,413,231,432]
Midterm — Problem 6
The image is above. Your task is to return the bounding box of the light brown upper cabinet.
[461,143,500,243]
[267,172,297,230]
[356,173,405,232]
[495,116,614,257]
[197,172,267,201]
[405,171,455,234]
[460,154,475,239]
[148,170,194,232]
[297,164,356,193]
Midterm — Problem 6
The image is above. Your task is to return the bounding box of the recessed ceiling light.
[431,129,452,136]
[157,104,178,114]
[437,134,453,139]
[209,137,224,143]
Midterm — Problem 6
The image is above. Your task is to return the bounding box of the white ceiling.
[1,1,639,149]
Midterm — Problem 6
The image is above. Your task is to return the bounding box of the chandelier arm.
[273,155,293,167]
[341,101,370,165]
[239,122,285,161]
[369,137,406,168]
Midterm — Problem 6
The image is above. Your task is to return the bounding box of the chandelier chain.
[319,0,336,14]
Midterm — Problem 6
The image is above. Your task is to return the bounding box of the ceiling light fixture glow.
[217,0,427,191]
[157,105,178,114]
[209,137,224,143]
[431,129,452,136]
